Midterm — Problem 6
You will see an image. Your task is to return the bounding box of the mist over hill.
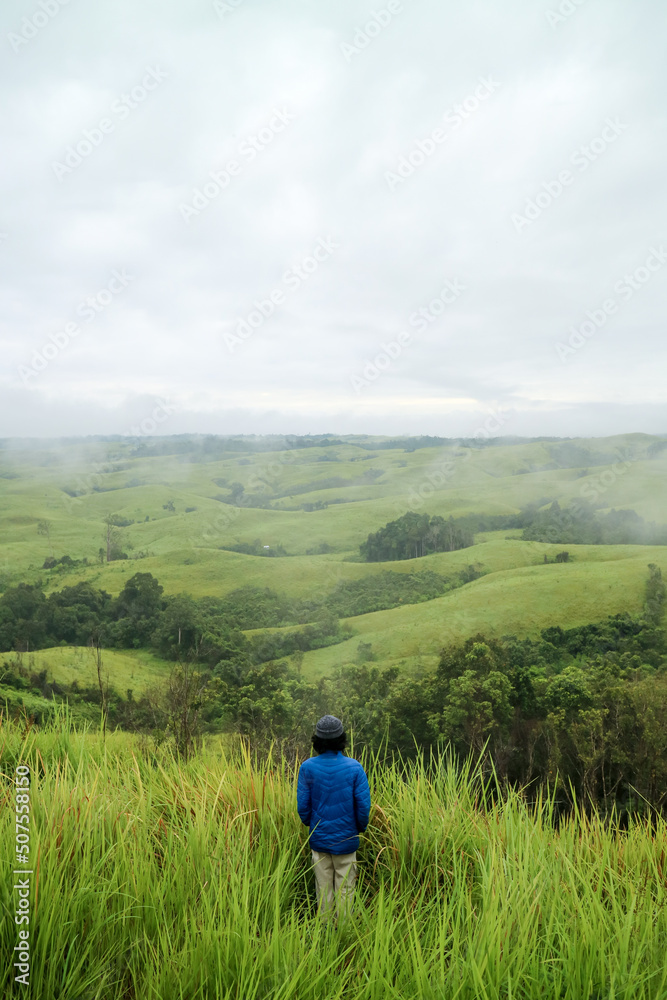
[2,430,666,588]
[1,429,665,663]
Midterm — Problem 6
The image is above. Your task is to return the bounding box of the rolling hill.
[1,432,666,681]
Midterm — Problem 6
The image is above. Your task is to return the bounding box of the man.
[297,715,371,921]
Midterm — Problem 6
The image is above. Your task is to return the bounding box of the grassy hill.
[3,645,172,695]
[1,432,666,683]
[300,545,658,677]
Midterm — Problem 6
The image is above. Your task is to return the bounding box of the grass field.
[1,646,172,695]
[301,546,661,677]
[1,713,666,999]
[5,538,660,686]
[1,433,666,684]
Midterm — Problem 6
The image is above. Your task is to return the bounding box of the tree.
[37,519,53,558]
[228,482,245,504]
[433,668,514,756]
[545,665,593,714]
[151,593,202,659]
[103,514,127,562]
[425,636,518,769]
[89,632,109,741]
[213,656,314,748]
[356,641,374,664]
[645,564,666,623]
[110,573,164,647]
[163,656,215,760]
[291,649,305,674]
[47,581,112,645]
[0,583,50,651]
[114,573,164,621]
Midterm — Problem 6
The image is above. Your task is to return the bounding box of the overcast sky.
[1,0,665,439]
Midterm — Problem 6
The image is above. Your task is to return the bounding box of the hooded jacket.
[297,751,371,854]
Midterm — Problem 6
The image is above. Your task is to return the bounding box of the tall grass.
[1,709,667,999]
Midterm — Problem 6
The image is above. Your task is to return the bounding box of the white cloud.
[1,0,666,436]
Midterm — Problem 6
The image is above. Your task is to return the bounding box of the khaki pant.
[311,850,357,920]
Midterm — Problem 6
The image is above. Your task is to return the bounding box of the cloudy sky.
[1,0,665,439]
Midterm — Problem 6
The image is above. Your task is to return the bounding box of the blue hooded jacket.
[297,751,371,854]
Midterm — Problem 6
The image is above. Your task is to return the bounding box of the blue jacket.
[297,751,371,854]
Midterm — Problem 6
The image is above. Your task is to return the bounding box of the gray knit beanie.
[315,714,344,738]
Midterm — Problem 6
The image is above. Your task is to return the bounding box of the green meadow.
[1,432,666,681]
[1,713,666,999]
[7,646,172,696]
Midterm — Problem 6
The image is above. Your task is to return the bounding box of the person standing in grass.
[297,715,371,921]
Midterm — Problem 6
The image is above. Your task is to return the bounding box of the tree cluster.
[521,500,667,546]
[0,573,342,664]
[360,512,475,561]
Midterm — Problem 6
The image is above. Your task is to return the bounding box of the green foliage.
[545,664,593,713]
[445,512,521,533]
[356,641,374,664]
[206,586,292,629]
[2,432,667,818]
[0,583,49,650]
[150,593,203,657]
[1,567,483,664]
[106,573,164,647]
[213,657,314,740]
[522,499,667,545]
[3,594,667,816]
[319,569,455,617]
[202,594,667,816]
[361,512,474,561]
[645,563,666,623]
[106,514,135,527]
[113,572,164,620]
[247,612,345,664]
[47,582,113,645]
[42,554,87,571]
[437,665,514,753]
